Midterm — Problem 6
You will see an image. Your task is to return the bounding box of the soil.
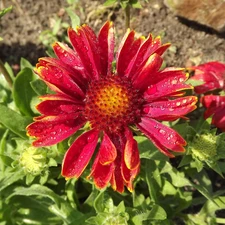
[1,0,225,74]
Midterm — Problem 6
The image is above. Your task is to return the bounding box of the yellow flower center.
[84,76,142,133]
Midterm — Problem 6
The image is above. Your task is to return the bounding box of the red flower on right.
[191,61,225,130]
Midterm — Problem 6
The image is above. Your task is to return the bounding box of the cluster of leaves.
[1,2,225,225]
[104,0,148,9]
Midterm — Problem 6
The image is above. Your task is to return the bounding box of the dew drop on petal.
[159,129,166,135]
[87,134,96,143]
[146,85,157,95]
[179,77,184,82]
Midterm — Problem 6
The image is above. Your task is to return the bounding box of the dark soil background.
[1,0,225,73]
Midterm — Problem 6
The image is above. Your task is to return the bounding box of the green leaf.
[20,57,33,70]
[0,169,24,192]
[145,160,162,203]
[0,130,9,172]
[0,6,12,19]
[52,18,62,35]
[135,136,167,161]
[130,0,142,8]
[30,79,48,95]
[6,184,85,224]
[186,79,204,87]
[94,191,114,213]
[13,68,37,116]
[6,184,61,206]
[66,8,80,28]
[0,104,32,138]
[103,0,118,6]
[132,205,167,224]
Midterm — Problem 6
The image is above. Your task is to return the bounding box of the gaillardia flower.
[27,21,197,192]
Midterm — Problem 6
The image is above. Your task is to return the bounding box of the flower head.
[190,61,225,94]
[27,21,197,193]
[19,146,47,175]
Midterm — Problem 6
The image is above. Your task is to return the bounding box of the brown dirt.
[0,0,225,73]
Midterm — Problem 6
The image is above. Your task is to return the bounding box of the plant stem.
[124,4,130,29]
[0,59,13,88]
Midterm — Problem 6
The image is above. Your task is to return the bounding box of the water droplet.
[87,134,96,143]
[159,129,166,135]
[169,108,174,111]
[183,99,187,104]
[179,77,184,82]
[176,102,181,106]
[160,105,165,111]
[146,85,157,95]
[171,79,177,85]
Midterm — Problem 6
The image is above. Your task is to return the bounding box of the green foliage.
[0,6,12,19]
[104,0,147,8]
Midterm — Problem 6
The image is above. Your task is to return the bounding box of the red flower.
[190,61,225,94]
[202,95,225,131]
[27,21,197,193]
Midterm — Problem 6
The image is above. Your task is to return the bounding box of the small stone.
[164,0,225,33]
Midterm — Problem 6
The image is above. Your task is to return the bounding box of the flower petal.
[202,95,225,118]
[36,99,84,116]
[191,61,225,94]
[52,42,83,70]
[124,128,140,170]
[137,116,186,157]
[132,53,163,91]
[88,153,114,189]
[143,96,197,121]
[124,35,170,79]
[35,63,85,99]
[62,129,99,178]
[116,30,144,77]
[37,57,86,87]
[98,132,117,165]
[98,21,115,76]
[27,116,85,147]
[144,68,192,101]
[68,25,101,80]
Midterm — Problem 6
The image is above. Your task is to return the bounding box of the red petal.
[143,96,197,121]
[124,128,140,170]
[144,68,192,101]
[37,57,87,87]
[212,107,225,131]
[98,132,117,165]
[202,95,225,118]
[62,129,99,178]
[36,64,85,99]
[116,30,144,77]
[132,53,163,91]
[137,117,186,157]
[88,153,114,189]
[36,99,84,116]
[110,165,124,193]
[191,61,225,94]
[124,35,169,79]
[52,42,83,70]
[98,21,115,76]
[68,25,101,80]
[27,116,85,147]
